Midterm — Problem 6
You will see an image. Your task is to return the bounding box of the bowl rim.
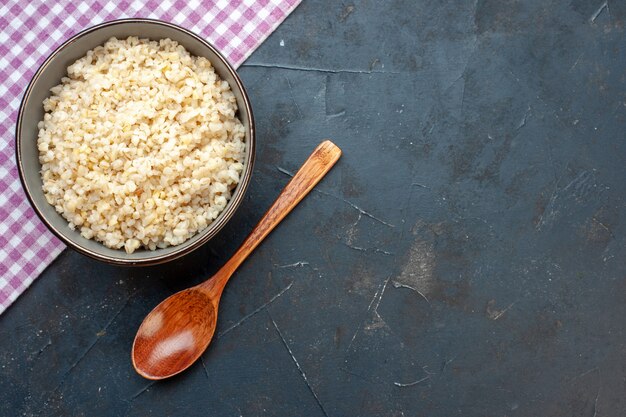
[15,17,256,266]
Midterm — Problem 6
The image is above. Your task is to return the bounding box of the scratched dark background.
[2,1,625,416]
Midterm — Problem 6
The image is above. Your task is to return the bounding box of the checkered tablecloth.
[0,0,301,314]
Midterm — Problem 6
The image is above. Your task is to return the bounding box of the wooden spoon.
[132,140,342,380]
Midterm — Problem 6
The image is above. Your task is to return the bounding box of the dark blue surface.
[2,1,625,416]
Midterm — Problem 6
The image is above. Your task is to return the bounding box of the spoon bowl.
[132,288,218,379]
[132,140,342,379]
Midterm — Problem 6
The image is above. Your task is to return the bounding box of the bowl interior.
[17,20,254,265]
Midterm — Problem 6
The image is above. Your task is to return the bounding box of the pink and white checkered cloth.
[0,0,301,314]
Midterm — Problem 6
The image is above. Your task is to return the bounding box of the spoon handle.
[204,140,341,290]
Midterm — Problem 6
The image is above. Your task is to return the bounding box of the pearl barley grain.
[38,37,246,253]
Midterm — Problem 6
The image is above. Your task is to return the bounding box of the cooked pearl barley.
[38,37,245,253]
